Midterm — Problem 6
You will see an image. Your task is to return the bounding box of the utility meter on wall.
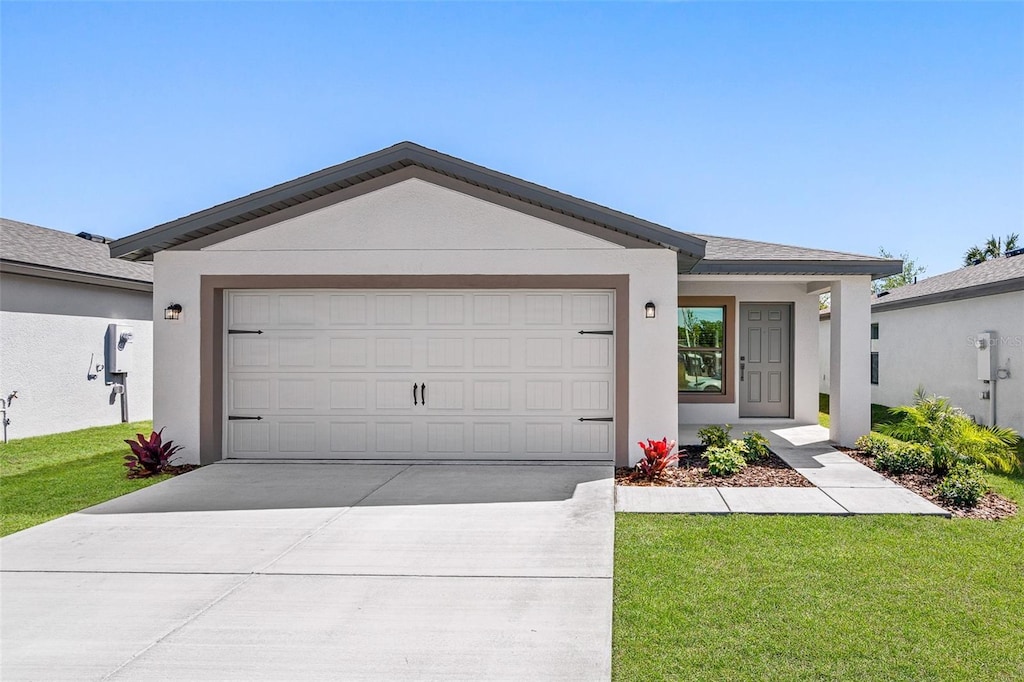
[976,331,995,382]
[106,324,134,374]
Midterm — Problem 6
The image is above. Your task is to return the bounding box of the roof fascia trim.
[872,277,1024,312]
[1,260,154,292]
[168,166,662,254]
[689,259,903,278]
[111,142,706,260]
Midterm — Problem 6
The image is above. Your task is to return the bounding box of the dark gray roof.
[107,141,903,279]
[688,234,903,278]
[873,255,1024,311]
[1,218,153,285]
[110,141,708,263]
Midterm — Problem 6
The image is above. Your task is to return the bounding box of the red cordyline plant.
[124,428,183,477]
[635,437,679,480]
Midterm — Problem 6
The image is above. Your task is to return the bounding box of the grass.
[819,392,895,430]
[0,421,169,536]
[614,471,1024,681]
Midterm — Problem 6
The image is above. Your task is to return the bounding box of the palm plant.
[878,388,1021,474]
[963,233,1020,266]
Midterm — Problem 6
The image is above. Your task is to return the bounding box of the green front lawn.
[614,471,1024,680]
[0,421,166,536]
[819,392,895,430]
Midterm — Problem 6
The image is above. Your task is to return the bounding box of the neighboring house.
[0,218,154,439]
[109,142,899,466]
[820,254,1024,432]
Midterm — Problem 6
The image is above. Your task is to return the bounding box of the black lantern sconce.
[644,301,656,319]
[164,303,183,321]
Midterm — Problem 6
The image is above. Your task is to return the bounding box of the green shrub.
[876,441,931,474]
[741,431,771,461]
[878,389,1022,474]
[697,424,732,448]
[706,444,746,476]
[934,463,988,508]
[854,432,898,457]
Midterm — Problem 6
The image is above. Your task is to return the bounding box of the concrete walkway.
[2,463,615,681]
[617,425,949,516]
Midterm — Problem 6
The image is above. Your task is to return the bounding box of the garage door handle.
[578,417,613,422]
[420,383,426,406]
[228,415,263,421]
[412,383,419,406]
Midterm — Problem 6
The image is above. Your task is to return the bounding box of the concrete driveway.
[1,462,614,681]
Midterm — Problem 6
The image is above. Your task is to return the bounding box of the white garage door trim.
[223,288,617,461]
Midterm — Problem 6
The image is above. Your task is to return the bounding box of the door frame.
[200,274,630,465]
[738,302,794,419]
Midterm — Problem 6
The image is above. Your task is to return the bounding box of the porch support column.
[829,277,871,446]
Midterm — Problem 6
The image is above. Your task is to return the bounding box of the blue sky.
[3,2,1021,276]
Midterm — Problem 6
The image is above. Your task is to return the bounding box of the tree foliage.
[872,247,926,294]
[963,232,1019,266]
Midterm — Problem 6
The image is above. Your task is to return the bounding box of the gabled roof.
[688,234,903,278]
[108,141,902,279]
[1,218,153,290]
[109,141,708,264]
[872,255,1024,311]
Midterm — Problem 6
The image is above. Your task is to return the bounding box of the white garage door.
[225,289,615,460]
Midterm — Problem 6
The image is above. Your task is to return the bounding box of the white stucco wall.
[675,277,823,428]
[0,273,154,439]
[871,291,1024,432]
[152,178,680,465]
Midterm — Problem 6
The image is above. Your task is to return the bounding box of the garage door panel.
[426,338,466,367]
[329,294,368,325]
[571,293,612,325]
[572,422,612,454]
[226,289,614,460]
[376,422,414,453]
[329,337,367,367]
[424,380,465,410]
[426,295,465,325]
[571,337,612,368]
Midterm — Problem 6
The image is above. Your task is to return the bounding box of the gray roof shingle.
[1,218,153,283]
[872,255,1024,310]
[687,234,903,278]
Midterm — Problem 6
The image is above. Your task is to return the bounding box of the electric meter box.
[106,324,134,374]
[976,331,995,382]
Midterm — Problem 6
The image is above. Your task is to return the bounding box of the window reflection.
[678,306,725,393]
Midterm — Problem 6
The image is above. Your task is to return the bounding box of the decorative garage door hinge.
[228,415,263,421]
[577,330,613,335]
[577,417,614,422]
[228,329,264,334]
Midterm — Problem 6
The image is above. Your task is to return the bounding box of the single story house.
[0,218,154,439]
[109,142,900,466]
[823,254,1023,432]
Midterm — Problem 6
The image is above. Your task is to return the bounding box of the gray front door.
[739,303,792,418]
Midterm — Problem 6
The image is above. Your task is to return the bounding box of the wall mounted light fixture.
[164,303,183,320]
[644,301,656,319]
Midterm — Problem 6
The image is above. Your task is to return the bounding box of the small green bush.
[876,442,931,474]
[707,444,746,476]
[878,389,1022,474]
[742,431,771,461]
[697,424,732,448]
[854,432,898,457]
[934,463,988,508]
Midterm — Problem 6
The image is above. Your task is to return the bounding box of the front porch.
[673,273,876,452]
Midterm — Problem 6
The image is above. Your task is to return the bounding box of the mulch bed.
[127,464,201,480]
[838,447,1018,520]
[615,444,813,488]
